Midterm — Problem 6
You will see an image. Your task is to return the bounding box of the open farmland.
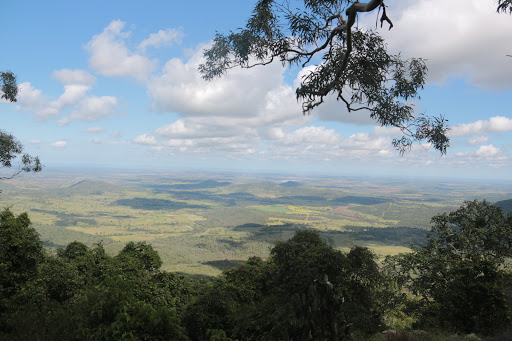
[2,168,512,276]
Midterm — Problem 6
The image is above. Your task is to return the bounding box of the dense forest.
[1,200,512,340]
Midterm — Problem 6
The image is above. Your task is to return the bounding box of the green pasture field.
[1,169,512,276]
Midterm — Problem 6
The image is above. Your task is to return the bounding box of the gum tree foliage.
[385,200,512,334]
[497,0,512,13]
[0,131,42,181]
[199,0,451,154]
[1,71,41,181]
[1,71,18,103]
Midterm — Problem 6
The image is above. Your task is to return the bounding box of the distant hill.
[63,180,122,195]
[279,181,302,188]
[114,198,208,210]
[166,180,231,190]
[495,199,512,213]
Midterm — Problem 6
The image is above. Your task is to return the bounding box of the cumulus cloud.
[86,20,156,81]
[450,116,512,137]
[133,134,158,145]
[85,127,106,133]
[281,126,341,146]
[148,46,294,117]
[370,0,512,88]
[58,96,118,125]
[146,47,326,155]
[467,135,489,145]
[16,79,118,124]
[52,69,96,85]
[475,144,500,158]
[16,82,47,114]
[16,82,91,121]
[51,140,67,148]
[138,28,184,52]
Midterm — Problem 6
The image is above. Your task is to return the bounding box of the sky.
[2,0,512,179]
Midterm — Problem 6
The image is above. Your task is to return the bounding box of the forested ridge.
[1,200,512,340]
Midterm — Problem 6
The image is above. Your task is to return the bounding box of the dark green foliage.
[0,229,195,339]
[498,0,512,13]
[200,0,450,154]
[115,241,163,274]
[0,210,44,295]
[0,71,17,103]
[0,209,45,332]
[4,201,511,339]
[58,240,91,260]
[73,275,188,341]
[268,231,385,340]
[386,200,512,334]
[183,231,385,340]
[114,197,208,210]
[40,257,85,302]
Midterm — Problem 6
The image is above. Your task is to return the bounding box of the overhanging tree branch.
[199,0,451,155]
[1,71,43,185]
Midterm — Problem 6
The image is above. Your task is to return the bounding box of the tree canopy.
[0,72,18,103]
[385,200,512,334]
[200,0,452,154]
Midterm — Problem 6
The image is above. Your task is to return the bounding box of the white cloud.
[133,134,157,145]
[51,140,67,148]
[281,126,341,146]
[451,116,512,137]
[60,96,118,124]
[88,137,124,145]
[475,144,500,158]
[16,82,47,117]
[371,0,512,88]
[467,135,489,145]
[146,47,323,155]
[86,20,156,81]
[85,127,106,133]
[17,83,88,120]
[138,28,184,52]
[148,47,292,117]
[52,69,96,85]
[16,82,96,121]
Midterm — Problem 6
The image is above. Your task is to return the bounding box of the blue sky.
[2,0,512,179]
